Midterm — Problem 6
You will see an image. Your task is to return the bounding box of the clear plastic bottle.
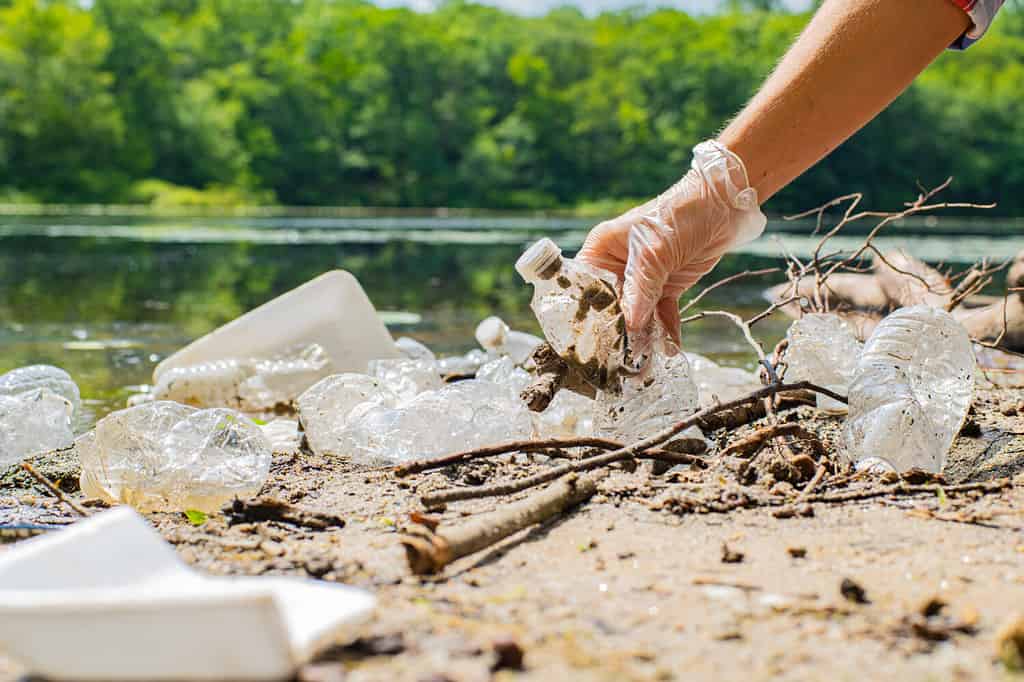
[843,305,974,473]
[515,238,627,391]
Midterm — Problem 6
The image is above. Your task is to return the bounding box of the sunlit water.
[1,212,1019,427]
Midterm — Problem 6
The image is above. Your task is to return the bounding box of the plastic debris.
[0,365,81,417]
[0,507,375,681]
[0,389,75,466]
[395,337,437,364]
[368,358,442,403]
[78,402,272,512]
[152,343,331,412]
[533,389,595,438]
[683,353,761,407]
[784,313,863,414]
[259,418,303,456]
[595,349,700,443]
[298,362,533,464]
[438,349,489,377]
[154,270,401,381]
[516,238,627,391]
[296,374,399,458]
[475,316,543,366]
[844,305,974,473]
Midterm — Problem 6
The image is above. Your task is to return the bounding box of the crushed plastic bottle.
[844,305,974,473]
[78,401,272,512]
[437,349,489,377]
[683,353,760,407]
[368,358,442,403]
[515,238,628,392]
[533,389,595,438]
[475,316,544,366]
[0,365,81,418]
[395,337,437,364]
[296,374,399,458]
[784,313,863,414]
[594,348,700,444]
[0,389,75,466]
[152,343,331,411]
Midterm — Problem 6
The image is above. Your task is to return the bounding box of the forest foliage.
[2,0,1023,214]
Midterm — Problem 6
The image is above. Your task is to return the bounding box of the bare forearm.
[720,0,970,201]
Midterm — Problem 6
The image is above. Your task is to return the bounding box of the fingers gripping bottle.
[515,238,628,392]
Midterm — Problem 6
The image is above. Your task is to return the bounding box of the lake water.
[1,212,1020,426]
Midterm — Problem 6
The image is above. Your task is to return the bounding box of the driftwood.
[873,250,953,310]
[401,473,597,574]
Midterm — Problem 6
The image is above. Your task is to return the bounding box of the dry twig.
[19,462,90,517]
[401,473,597,574]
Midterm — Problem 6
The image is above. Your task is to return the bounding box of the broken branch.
[401,473,598,574]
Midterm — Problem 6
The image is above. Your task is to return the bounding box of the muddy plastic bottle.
[515,238,627,391]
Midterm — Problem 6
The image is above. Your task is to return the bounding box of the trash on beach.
[683,352,760,407]
[0,507,376,681]
[78,402,272,512]
[515,238,628,392]
[0,365,79,466]
[784,313,863,414]
[844,305,974,473]
[152,343,332,411]
[595,345,701,444]
[297,362,533,465]
[154,270,401,384]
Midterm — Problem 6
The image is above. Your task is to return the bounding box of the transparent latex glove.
[577,140,766,357]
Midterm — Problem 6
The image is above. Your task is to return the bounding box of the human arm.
[577,0,972,350]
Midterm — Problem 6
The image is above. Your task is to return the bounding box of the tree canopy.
[0,0,1020,214]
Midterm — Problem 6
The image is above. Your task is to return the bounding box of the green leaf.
[936,486,948,508]
[185,509,208,526]
[250,417,268,426]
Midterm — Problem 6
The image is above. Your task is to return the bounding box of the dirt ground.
[2,385,1024,682]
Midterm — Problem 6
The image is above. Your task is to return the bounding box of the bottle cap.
[515,238,563,281]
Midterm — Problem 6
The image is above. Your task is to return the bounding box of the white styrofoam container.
[0,508,376,681]
[154,270,400,381]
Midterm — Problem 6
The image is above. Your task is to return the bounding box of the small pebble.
[840,577,869,604]
[720,543,744,564]
[787,546,807,559]
[1001,403,1019,417]
[960,420,983,438]
[996,612,1024,672]
[491,635,525,671]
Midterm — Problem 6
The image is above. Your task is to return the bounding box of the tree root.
[401,473,597,574]
[420,381,845,508]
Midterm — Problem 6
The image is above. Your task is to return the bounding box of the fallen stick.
[421,381,846,508]
[720,423,826,459]
[803,479,1011,505]
[401,473,597,574]
[20,462,90,517]
[394,436,705,477]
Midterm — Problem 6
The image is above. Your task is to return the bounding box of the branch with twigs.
[418,381,846,509]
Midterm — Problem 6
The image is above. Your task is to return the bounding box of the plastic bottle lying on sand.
[152,344,331,412]
[515,238,627,392]
[784,313,863,414]
[78,401,272,512]
[844,305,974,473]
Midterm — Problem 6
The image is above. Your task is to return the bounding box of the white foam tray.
[0,507,376,681]
[154,270,400,381]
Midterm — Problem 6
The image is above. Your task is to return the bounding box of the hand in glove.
[576,140,766,356]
